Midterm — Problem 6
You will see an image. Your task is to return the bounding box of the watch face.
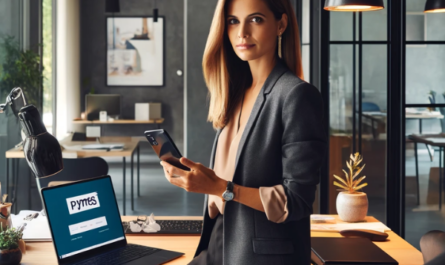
[223,191,234,201]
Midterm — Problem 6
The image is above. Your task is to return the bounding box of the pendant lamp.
[425,0,445,13]
[105,0,120,13]
[324,0,384,12]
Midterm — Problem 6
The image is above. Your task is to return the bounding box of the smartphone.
[144,129,190,171]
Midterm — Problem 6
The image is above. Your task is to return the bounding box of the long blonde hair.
[203,0,303,129]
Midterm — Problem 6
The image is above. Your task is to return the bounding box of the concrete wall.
[79,0,184,151]
[184,0,217,165]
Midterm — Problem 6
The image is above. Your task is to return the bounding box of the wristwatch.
[222,181,235,201]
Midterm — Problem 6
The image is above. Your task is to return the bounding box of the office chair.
[427,91,445,157]
[421,230,445,264]
[38,157,109,188]
[362,102,381,112]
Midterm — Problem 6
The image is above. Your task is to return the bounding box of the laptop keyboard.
[122,220,203,234]
[72,244,159,265]
[157,220,203,234]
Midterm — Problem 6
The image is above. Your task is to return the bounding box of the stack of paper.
[311,222,391,233]
[11,210,52,242]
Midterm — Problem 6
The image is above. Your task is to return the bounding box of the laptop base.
[125,249,184,265]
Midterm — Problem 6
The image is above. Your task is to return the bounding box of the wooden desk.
[5,136,142,215]
[72,118,164,129]
[311,216,423,265]
[72,118,164,124]
[20,216,423,265]
[363,111,444,135]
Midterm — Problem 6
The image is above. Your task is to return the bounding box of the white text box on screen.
[68,216,108,236]
[66,192,100,215]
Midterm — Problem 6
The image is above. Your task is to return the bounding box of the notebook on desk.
[311,237,398,265]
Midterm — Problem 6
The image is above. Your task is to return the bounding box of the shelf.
[72,118,164,124]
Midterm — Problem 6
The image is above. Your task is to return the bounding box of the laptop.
[41,175,183,265]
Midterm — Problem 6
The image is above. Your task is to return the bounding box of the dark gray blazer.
[194,60,327,265]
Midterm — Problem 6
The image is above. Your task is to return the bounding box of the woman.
[160,0,327,264]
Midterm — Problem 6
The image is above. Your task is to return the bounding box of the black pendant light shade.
[324,0,384,12]
[154,8,158,22]
[19,105,63,178]
[425,0,445,13]
[105,0,120,13]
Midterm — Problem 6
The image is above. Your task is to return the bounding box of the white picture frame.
[106,16,164,86]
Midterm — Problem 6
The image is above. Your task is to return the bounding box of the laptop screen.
[42,176,125,260]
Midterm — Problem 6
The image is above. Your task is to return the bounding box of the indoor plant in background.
[0,35,43,111]
[334,152,369,222]
[0,226,25,265]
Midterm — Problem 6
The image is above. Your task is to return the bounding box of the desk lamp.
[0,87,63,210]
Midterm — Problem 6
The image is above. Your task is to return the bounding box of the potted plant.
[0,226,24,265]
[334,152,368,222]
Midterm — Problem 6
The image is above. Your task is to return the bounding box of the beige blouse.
[208,90,289,223]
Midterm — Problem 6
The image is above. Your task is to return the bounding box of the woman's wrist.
[214,178,228,198]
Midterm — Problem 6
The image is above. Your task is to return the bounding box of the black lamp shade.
[105,0,120,13]
[425,0,445,13]
[324,0,384,11]
[18,105,63,178]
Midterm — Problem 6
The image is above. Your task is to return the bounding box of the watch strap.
[226,181,234,192]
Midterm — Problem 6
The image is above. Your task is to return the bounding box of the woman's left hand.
[160,157,227,196]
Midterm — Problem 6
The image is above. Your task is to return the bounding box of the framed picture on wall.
[106,16,164,86]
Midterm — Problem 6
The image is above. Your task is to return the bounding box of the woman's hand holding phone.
[160,157,227,197]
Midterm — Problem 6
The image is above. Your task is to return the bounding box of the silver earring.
[278,34,282,58]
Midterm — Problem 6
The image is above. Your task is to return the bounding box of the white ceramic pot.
[336,191,368,222]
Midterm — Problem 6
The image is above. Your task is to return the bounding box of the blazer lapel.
[209,128,222,169]
[234,61,289,175]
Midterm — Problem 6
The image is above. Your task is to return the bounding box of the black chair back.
[38,157,109,188]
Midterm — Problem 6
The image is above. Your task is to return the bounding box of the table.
[5,136,142,215]
[362,111,444,139]
[19,215,423,265]
[311,216,423,265]
[72,118,164,129]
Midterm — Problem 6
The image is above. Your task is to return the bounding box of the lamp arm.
[0,87,27,114]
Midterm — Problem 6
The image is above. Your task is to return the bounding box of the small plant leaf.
[354,183,368,191]
[353,176,366,187]
[334,181,349,190]
[334,174,348,186]
[342,169,349,185]
[352,164,366,180]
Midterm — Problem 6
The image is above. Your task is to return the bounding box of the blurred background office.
[0,0,444,251]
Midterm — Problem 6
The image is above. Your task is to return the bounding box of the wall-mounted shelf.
[72,118,164,124]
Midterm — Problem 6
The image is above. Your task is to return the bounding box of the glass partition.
[328,1,388,224]
[404,0,445,250]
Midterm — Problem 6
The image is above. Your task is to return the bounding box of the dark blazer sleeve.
[281,82,327,223]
